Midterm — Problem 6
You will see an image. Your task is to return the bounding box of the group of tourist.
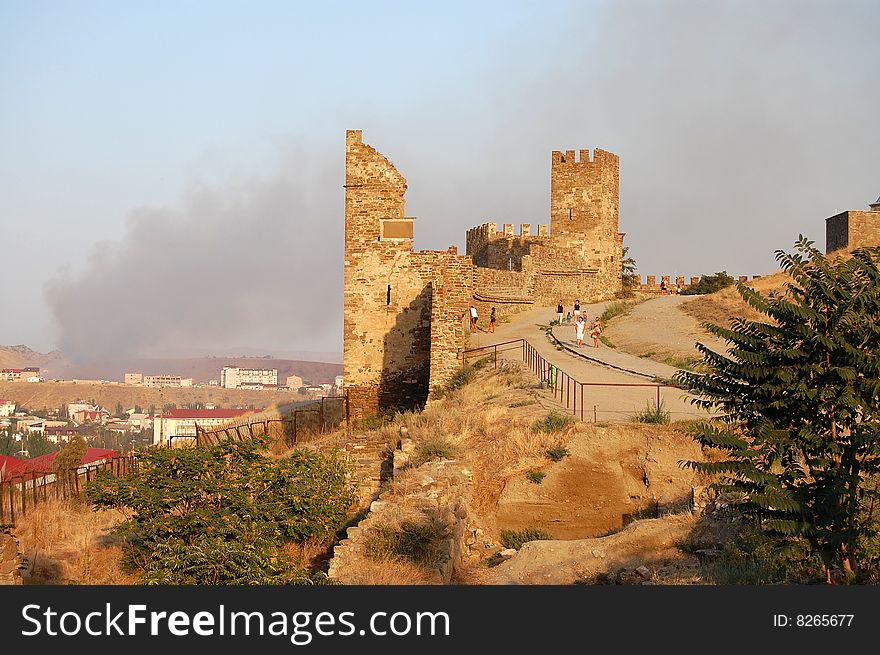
[557,299,602,348]
[468,305,497,333]
[468,299,601,347]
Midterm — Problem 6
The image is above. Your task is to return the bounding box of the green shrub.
[413,437,461,466]
[545,446,569,462]
[472,355,493,370]
[509,400,535,408]
[500,527,553,550]
[354,410,395,431]
[680,271,735,295]
[526,471,546,484]
[631,401,670,424]
[363,520,446,569]
[447,364,476,391]
[531,412,575,434]
[87,438,355,584]
[600,301,634,323]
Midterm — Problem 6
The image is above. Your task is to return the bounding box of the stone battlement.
[551,148,619,166]
[634,274,765,292]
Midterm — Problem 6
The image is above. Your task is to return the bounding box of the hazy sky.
[1,0,878,360]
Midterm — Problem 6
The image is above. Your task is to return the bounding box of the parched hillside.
[52,356,341,385]
[0,380,317,413]
[679,270,790,328]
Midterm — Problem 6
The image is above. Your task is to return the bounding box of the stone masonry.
[825,196,880,254]
[343,130,474,419]
[343,131,626,418]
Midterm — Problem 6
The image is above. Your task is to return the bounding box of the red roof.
[1,368,23,373]
[161,408,257,419]
[23,448,118,475]
[0,455,28,479]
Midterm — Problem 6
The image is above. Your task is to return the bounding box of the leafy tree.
[618,246,639,298]
[87,437,354,584]
[677,238,880,582]
[24,433,59,458]
[114,402,127,419]
[54,435,88,495]
[681,271,735,295]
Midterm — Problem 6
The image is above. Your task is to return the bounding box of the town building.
[66,402,96,418]
[0,400,15,418]
[286,375,304,390]
[124,372,143,385]
[44,426,82,444]
[334,375,344,388]
[220,367,278,389]
[826,195,880,254]
[143,375,193,387]
[152,408,256,445]
[72,408,111,425]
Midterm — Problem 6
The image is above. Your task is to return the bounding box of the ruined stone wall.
[344,129,428,416]
[0,529,23,585]
[826,209,880,254]
[411,250,474,395]
[826,211,850,254]
[344,131,473,417]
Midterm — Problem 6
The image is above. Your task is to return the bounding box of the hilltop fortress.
[343,130,624,419]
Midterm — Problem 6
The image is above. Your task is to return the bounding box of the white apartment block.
[0,400,16,417]
[124,372,143,385]
[143,375,193,388]
[152,408,254,445]
[220,367,278,389]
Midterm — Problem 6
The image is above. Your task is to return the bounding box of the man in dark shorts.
[557,300,564,325]
[489,306,496,333]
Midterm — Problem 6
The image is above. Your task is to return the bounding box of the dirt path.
[471,305,712,423]
[601,295,730,366]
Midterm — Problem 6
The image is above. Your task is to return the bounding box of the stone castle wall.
[343,131,474,418]
[344,132,627,417]
[826,209,880,254]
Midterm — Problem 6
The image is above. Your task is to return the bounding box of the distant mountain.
[0,345,69,371]
[0,347,342,384]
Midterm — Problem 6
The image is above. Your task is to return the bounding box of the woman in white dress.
[575,315,586,347]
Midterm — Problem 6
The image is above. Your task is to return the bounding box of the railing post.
[656,385,661,411]
[580,384,584,421]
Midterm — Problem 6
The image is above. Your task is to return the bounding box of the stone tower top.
[869,194,880,211]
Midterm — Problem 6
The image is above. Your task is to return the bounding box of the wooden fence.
[0,455,137,523]
[194,396,347,447]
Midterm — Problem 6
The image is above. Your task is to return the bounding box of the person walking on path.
[573,300,581,320]
[489,306,497,333]
[557,300,564,325]
[469,305,479,332]
[590,317,603,348]
[575,314,586,347]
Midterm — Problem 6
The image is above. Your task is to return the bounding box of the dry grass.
[386,362,576,515]
[341,556,438,584]
[13,499,135,584]
[680,270,789,328]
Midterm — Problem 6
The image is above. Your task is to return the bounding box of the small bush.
[526,471,546,484]
[600,301,635,323]
[447,364,476,391]
[545,446,569,462]
[599,336,616,348]
[472,355,493,370]
[413,438,461,466]
[532,412,575,434]
[363,520,446,569]
[681,271,735,295]
[431,385,446,400]
[354,410,395,431]
[500,527,553,550]
[631,401,671,424]
[509,400,535,408]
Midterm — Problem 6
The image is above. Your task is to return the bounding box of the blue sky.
[1,1,878,359]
